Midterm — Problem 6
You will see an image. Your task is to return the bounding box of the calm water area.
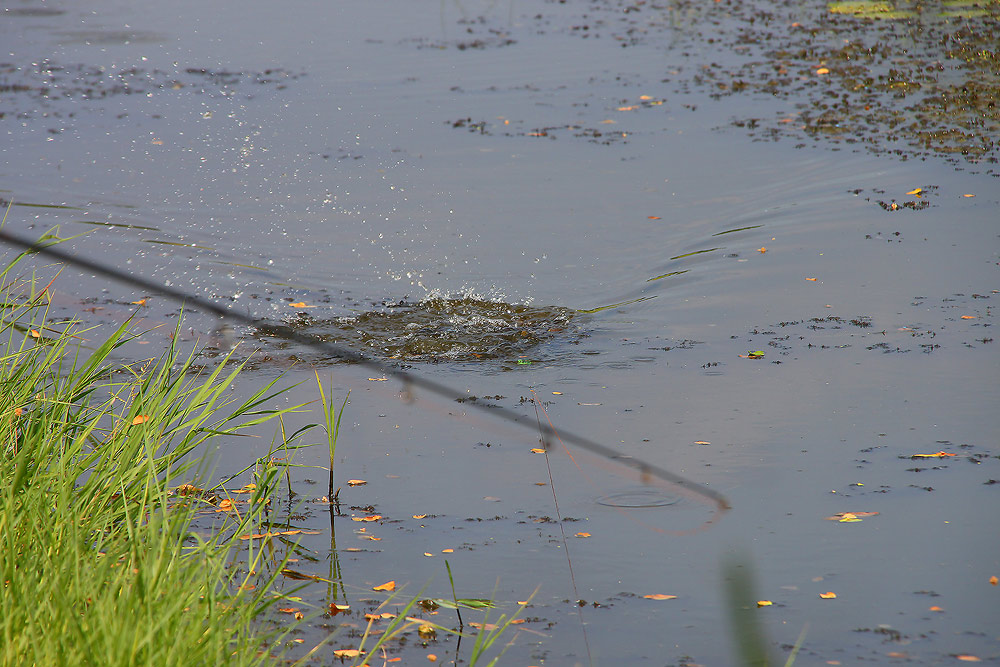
[3,0,998,664]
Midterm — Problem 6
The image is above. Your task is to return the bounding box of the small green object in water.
[747,350,765,359]
[517,359,532,365]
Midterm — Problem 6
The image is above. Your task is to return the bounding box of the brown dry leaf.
[131,415,151,425]
[961,315,977,319]
[575,532,592,538]
[643,594,678,600]
[329,603,350,615]
[990,575,998,586]
[347,479,367,486]
[819,591,837,599]
[373,580,396,592]
[278,607,299,614]
[131,298,147,306]
[757,600,773,607]
[333,649,363,659]
[352,515,382,522]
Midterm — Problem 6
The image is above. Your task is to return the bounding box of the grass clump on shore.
[0,248,305,665]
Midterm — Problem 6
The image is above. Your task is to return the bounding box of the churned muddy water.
[3,0,999,664]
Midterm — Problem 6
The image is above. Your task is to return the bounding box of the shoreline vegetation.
[0,236,528,666]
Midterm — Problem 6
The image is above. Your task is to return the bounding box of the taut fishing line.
[0,223,731,526]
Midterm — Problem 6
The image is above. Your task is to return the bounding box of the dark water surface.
[3,0,998,664]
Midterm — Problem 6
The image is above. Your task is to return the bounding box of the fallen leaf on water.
[329,603,349,615]
[442,548,454,553]
[131,298,147,306]
[347,479,367,486]
[906,188,923,196]
[648,215,661,220]
[816,67,830,75]
[30,329,40,338]
[805,277,818,281]
[956,656,981,662]
[278,607,299,614]
[819,591,837,599]
[694,441,711,445]
[618,105,639,111]
[352,515,382,522]
[910,451,956,458]
[600,119,616,124]
[929,606,944,612]
[413,514,427,519]
[575,532,592,538]
[217,499,234,511]
[740,351,766,359]
[131,415,151,425]
[989,575,998,586]
[643,594,678,600]
[826,511,879,521]
[373,580,396,592]
[427,655,438,662]
[758,247,767,253]
[757,600,773,607]
[333,649,363,659]
[368,377,387,381]
[962,193,975,197]
[552,391,562,395]
[530,448,546,454]
[424,552,434,557]
[961,315,977,319]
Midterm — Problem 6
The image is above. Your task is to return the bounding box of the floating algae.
[255,296,581,364]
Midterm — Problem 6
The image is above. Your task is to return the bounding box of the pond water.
[3,0,998,664]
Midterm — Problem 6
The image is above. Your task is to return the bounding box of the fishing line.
[0,224,731,520]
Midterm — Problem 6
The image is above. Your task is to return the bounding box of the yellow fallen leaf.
[906,188,923,196]
[530,448,546,453]
[757,600,773,607]
[911,451,956,458]
[442,548,454,553]
[368,377,387,381]
[131,298,147,306]
[961,315,976,319]
[424,552,434,557]
[816,67,829,75]
[694,441,711,445]
[819,591,837,599]
[352,515,382,522]
[575,532,592,538]
[333,649,363,658]
[373,580,396,592]
[413,514,427,519]
[643,594,678,600]
[347,479,367,486]
[957,656,981,662]
[962,193,975,197]
[552,391,562,395]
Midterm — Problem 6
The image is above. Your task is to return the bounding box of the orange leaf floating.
[694,441,711,445]
[910,451,957,458]
[412,514,427,519]
[816,67,830,75]
[648,215,661,220]
[373,580,396,592]
[819,591,837,599]
[989,575,998,586]
[758,247,767,253]
[347,479,367,486]
[805,277,818,281]
[757,600,773,607]
[352,515,382,522]
[442,548,454,553]
[368,377,387,381]
[575,532,592,538]
[906,188,923,196]
[826,511,879,521]
[962,193,975,197]
[131,298,147,306]
[643,594,678,600]
[929,606,944,612]
[131,415,151,425]
[957,656,982,663]
[961,315,977,319]
[530,448,546,454]
[329,603,350,615]
[30,329,40,338]
[333,649,363,659]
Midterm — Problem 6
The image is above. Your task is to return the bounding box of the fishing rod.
[0,226,731,517]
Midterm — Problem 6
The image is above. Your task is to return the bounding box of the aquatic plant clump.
[259,296,581,363]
